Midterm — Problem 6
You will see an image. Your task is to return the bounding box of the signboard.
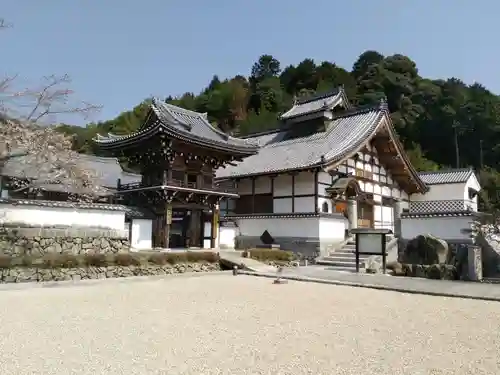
[166,205,172,225]
[350,228,392,274]
[357,233,384,254]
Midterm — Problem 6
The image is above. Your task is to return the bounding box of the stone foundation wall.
[1,262,221,283]
[0,226,130,256]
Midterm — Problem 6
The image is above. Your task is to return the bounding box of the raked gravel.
[0,274,499,374]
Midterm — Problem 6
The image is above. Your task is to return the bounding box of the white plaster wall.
[295,196,315,212]
[203,222,212,249]
[465,174,481,211]
[293,172,315,195]
[0,204,125,230]
[319,216,347,242]
[273,198,292,213]
[130,219,152,250]
[236,217,319,238]
[317,171,331,185]
[401,216,474,241]
[411,183,465,202]
[218,226,236,249]
[273,174,293,196]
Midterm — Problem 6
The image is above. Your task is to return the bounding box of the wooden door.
[358,202,374,228]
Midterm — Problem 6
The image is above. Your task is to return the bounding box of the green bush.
[0,250,220,269]
[148,252,169,265]
[82,253,108,267]
[244,249,295,262]
[0,255,12,269]
[42,253,80,268]
[114,253,142,267]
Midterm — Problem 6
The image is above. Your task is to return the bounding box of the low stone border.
[0,270,232,291]
[0,262,221,284]
[238,270,500,303]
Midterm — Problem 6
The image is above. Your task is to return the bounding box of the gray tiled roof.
[418,168,473,185]
[95,99,259,154]
[2,153,141,190]
[279,88,350,120]
[0,198,129,211]
[216,105,384,178]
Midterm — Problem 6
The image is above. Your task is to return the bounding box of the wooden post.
[314,169,319,214]
[211,204,219,249]
[165,203,172,249]
[291,173,295,213]
[381,233,387,274]
[355,233,360,273]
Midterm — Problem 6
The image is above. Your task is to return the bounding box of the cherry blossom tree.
[0,18,106,201]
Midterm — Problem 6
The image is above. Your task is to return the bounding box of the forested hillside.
[58,51,500,211]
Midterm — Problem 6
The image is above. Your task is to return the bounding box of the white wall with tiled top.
[0,203,126,230]
[401,215,474,241]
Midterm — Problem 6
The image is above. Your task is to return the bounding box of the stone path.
[242,265,500,302]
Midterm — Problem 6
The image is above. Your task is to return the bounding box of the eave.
[93,120,259,157]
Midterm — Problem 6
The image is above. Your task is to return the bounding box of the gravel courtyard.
[0,274,498,375]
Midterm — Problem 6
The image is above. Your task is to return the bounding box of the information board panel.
[357,233,384,254]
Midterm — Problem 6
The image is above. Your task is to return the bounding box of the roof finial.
[292,95,298,106]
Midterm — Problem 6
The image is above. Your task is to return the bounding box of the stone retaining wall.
[0,226,130,256]
[0,262,221,283]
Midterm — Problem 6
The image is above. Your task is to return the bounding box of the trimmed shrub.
[114,253,142,267]
[42,253,80,268]
[0,250,220,269]
[148,252,169,265]
[186,251,219,263]
[245,249,295,262]
[82,253,108,267]
[0,255,12,269]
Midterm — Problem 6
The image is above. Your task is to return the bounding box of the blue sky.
[2,0,497,125]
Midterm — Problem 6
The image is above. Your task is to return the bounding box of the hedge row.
[242,249,296,262]
[0,251,219,269]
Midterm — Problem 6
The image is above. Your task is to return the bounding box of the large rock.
[364,255,382,274]
[475,229,500,277]
[401,234,449,265]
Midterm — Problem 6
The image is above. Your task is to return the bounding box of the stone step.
[315,259,357,268]
[323,265,358,273]
[328,251,371,259]
[322,256,360,263]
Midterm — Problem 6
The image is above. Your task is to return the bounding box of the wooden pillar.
[314,169,319,214]
[211,203,219,249]
[291,173,296,213]
[164,203,172,249]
